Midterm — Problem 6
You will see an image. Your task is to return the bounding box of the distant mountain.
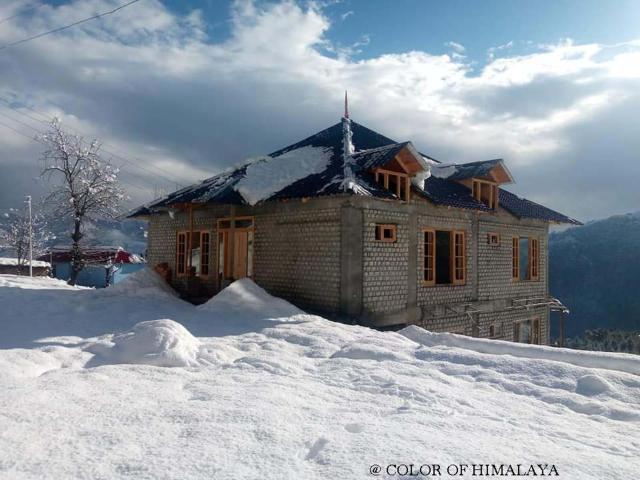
[549,212,640,337]
[0,211,148,257]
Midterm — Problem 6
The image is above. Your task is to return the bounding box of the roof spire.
[344,90,349,119]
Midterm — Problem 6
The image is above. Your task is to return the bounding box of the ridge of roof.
[128,119,578,225]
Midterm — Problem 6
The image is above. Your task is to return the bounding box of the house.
[0,257,50,276]
[39,246,145,288]
[129,104,580,345]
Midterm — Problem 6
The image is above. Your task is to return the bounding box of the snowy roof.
[38,247,145,265]
[129,120,578,224]
[0,257,50,268]
[431,159,512,181]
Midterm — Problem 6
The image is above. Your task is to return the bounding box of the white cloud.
[0,0,638,220]
[445,41,466,53]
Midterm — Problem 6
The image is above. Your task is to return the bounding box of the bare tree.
[40,118,125,285]
[0,204,53,274]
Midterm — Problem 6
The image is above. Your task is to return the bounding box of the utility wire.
[0,95,196,185]
[0,116,152,193]
[0,107,157,191]
[0,0,142,51]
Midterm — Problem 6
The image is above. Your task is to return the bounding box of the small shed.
[39,246,145,288]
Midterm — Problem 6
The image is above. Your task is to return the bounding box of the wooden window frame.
[514,318,541,344]
[512,236,520,280]
[199,231,211,278]
[422,228,466,287]
[176,230,211,278]
[529,237,540,281]
[176,231,187,276]
[375,224,397,243]
[487,232,500,246]
[512,236,540,282]
[472,179,499,210]
[532,317,541,345]
[374,168,411,202]
[423,229,435,286]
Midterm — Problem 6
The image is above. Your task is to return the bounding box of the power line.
[0,0,143,51]
[0,118,152,193]
[0,95,196,185]
[0,107,155,190]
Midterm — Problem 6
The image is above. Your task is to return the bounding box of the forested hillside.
[549,212,640,337]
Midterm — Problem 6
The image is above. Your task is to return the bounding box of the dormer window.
[472,179,499,210]
[374,170,410,202]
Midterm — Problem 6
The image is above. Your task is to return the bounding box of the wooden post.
[559,312,566,347]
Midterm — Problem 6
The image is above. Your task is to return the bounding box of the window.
[512,236,540,281]
[374,169,411,202]
[530,238,539,280]
[487,233,500,246]
[423,230,435,284]
[514,318,541,344]
[512,237,519,279]
[532,318,541,344]
[472,179,499,209]
[375,224,397,242]
[423,229,466,286]
[201,232,211,276]
[176,231,211,277]
[489,322,504,339]
[176,232,187,275]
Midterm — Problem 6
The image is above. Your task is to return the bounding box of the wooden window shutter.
[512,237,520,280]
[200,232,210,276]
[176,232,187,276]
[530,238,539,280]
[423,229,435,286]
[453,231,466,284]
[532,318,541,344]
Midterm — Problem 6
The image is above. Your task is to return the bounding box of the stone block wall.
[146,195,553,344]
[362,208,410,313]
[477,217,548,301]
[253,206,342,312]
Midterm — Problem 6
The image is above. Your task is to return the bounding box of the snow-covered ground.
[0,272,639,479]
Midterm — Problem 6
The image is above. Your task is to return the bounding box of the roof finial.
[344,90,349,119]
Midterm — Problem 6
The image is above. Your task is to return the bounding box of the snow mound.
[330,344,410,362]
[576,374,612,396]
[103,267,178,299]
[91,320,200,368]
[198,278,303,320]
[0,274,85,290]
[400,326,640,376]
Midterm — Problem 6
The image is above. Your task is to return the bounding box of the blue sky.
[162,0,640,63]
[0,0,639,221]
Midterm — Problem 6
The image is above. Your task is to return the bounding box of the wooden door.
[233,230,248,279]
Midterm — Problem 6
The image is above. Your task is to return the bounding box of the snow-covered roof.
[129,119,578,224]
[0,257,50,268]
[38,247,145,265]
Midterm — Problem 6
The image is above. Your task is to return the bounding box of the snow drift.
[103,267,179,299]
[197,277,303,320]
[89,320,201,368]
[2,274,640,479]
[401,326,640,376]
